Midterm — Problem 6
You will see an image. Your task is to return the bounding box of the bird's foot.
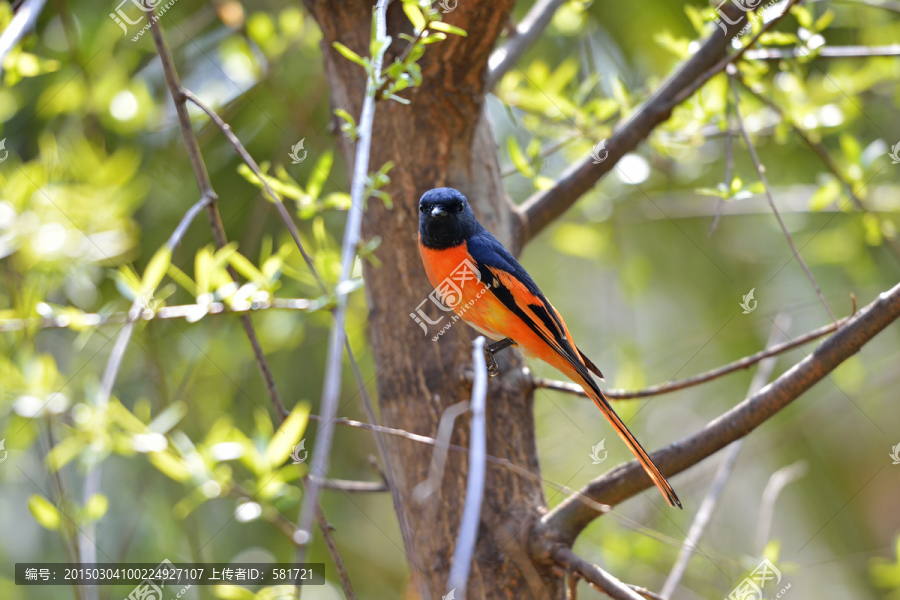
[483,349,500,378]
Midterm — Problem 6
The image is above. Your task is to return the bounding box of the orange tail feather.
[580,380,681,509]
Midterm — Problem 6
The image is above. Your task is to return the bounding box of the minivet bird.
[417,187,681,509]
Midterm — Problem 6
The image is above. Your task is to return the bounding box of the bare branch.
[744,44,900,60]
[532,313,849,400]
[485,0,567,90]
[413,400,470,503]
[149,6,287,420]
[730,73,836,323]
[533,280,900,548]
[660,316,789,599]
[551,546,644,600]
[516,2,747,245]
[447,338,489,599]
[294,0,391,558]
[754,460,808,554]
[0,0,48,72]
[315,505,358,600]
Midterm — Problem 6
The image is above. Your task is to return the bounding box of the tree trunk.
[302,1,561,597]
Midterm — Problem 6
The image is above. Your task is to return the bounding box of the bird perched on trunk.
[417,187,681,509]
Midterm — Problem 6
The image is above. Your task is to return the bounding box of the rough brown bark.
[302,1,558,597]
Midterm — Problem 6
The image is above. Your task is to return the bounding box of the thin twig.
[0,0,48,72]
[754,460,808,554]
[315,505,358,600]
[743,44,900,60]
[149,7,288,421]
[733,74,900,261]
[447,337,488,599]
[314,477,389,493]
[551,546,644,600]
[294,0,391,559]
[708,98,733,237]
[659,315,789,599]
[501,134,582,178]
[730,73,836,323]
[532,313,849,400]
[535,280,900,547]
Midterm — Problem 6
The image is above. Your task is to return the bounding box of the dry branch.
[533,280,900,549]
[532,313,848,400]
[485,0,567,89]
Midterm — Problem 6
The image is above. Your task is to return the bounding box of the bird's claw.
[484,350,500,378]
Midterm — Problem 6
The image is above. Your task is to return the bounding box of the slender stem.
[743,45,900,60]
[447,338,488,599]
[730,74,837,323]
[315,505,358,600]
[659,316,789,598]
[412,401,470,503]
[754,460,808,554]
[533,313,849,400]
[708,99,733,237]
[551,546,644,600]
[294,0,391,560]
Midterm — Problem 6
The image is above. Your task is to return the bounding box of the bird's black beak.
[431,206,447,218]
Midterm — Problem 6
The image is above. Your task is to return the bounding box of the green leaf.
[84,494,109,522]
[28,495,60,530]
[265,402,310,469]
[149,401,188,434]
[814,9,834,32]
[389,94,410,104]
[792,5,813,29]
[332,42,369,68]
[306,151,333,200]
[228,252,266,285]
[808,178,841,211]
[45,436,85,472]
[148,451,192,481]
[507,136,535,178]
[421,31,447,44]
[840,133,862,164]
[429,21,467,36]
[141,247,172,295]
[403,3,427,31]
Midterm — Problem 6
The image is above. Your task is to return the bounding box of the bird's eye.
[419,204,428,214]
[455,203,464,213]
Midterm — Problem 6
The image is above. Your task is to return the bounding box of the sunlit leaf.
[27,495,60,530]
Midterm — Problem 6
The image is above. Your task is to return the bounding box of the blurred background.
[0,0,899,598]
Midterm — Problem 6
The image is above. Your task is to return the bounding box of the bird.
[417,187,681,509]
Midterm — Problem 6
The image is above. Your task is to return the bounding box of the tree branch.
[516,2,748,245]
[294,0,390,560]
[315,505,358,600]
[532,312,850,400]
[0,0,48,72]
[447,338,489,599]
[532,280,900,549]
[551,546,644,600]
[485,0,567,90]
